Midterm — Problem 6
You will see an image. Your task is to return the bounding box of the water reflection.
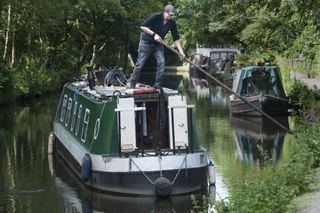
[53,155,214,213]
[189,77,229,108]
[0,96,62,213]
[230,116,288,165]
[186,75,293,202]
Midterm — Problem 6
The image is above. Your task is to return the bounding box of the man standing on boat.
[128,4,185,89]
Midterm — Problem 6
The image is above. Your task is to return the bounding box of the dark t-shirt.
[140,12,180,44]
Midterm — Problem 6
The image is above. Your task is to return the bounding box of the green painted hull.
[55,84,119,155]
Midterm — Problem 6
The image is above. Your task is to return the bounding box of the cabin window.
[94,119,100,140]
[81,109,90,143]
[65,98,73,127]
[70,101,78,131]
[75,105,83,136]
[60,95,68,122]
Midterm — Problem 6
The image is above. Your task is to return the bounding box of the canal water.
[0,77,294,212]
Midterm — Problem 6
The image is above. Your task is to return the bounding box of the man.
[128,4,185,88]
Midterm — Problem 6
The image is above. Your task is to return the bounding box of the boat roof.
[237,65,278,79]
[196,48,239,57]
[68,81,179,101]
[232,65,287,97]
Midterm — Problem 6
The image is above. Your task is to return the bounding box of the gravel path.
[296,172,320,213]
[290,72,320,91]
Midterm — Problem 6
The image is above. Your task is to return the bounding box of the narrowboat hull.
[52,82,213,196]
[230,66,289,116]
[54,124,208,195]
[230,95,289,116]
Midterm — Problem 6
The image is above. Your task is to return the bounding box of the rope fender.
[130,155,187,197]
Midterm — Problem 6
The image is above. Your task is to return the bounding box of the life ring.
[82,153,92,182]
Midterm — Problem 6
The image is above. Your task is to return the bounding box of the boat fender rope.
[158,156,163,177]
[129,158,154,185]
[171,155,187,185]
[130,155,187,197]
[154,155,187,197]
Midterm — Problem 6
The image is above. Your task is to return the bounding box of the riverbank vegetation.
[211,69,320,212]
[0,0,163,104]
[1,0,320,104]
[214,120,320,212]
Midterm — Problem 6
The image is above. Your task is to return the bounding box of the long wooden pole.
[162,42,293,134]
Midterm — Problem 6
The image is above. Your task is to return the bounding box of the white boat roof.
[70,82,179,99]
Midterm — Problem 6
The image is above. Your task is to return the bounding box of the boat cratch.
[230,65,289,116]
[51,77,215,197]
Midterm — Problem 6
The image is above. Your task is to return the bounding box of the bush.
[214,121,320,213]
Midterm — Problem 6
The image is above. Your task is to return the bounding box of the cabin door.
[115,97,145,152]
[168,96,193,149]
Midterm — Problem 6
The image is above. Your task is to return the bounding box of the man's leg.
[129,41,154,88]
[153,45,165,86]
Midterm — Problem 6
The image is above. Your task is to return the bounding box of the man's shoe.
[153,83,162,89]
[128,83,136,89]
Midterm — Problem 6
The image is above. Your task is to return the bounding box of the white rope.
[130,158,154,185]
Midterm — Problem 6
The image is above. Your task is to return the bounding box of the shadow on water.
[51,154,215,213]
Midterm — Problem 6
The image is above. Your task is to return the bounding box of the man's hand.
[154,34,163,43]
[179,52,185,60]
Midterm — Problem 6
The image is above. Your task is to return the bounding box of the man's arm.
[174,39,185,60]
[140,26,162,43]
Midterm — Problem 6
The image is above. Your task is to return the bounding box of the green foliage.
[0,62,15,104]
[234,50,277,67]
[215,122,320,213]
[0,0,165,102]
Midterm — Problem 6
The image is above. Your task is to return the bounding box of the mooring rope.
[130,157,154,185]
[171,155,187,185]
[129,154,188,187]
[159,156,163,177]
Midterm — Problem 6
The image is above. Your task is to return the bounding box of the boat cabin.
[55,83,199,157]
[232,66,286,98]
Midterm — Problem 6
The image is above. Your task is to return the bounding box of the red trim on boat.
[126,87,157,95]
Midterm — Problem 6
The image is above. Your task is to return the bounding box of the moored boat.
[229,65,289,116]
[51,75,214,197]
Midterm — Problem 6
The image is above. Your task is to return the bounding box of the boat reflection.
[230,116,289,164]
[189,77,229,108]
[52,155,215,213]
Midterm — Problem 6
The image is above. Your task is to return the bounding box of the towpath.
[290,72,320,91]
[295,171,320,213]
[289,72,320,212]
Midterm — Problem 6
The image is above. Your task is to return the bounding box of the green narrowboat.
[52,79,215,196]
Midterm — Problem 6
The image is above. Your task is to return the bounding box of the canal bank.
[288,71,320,212]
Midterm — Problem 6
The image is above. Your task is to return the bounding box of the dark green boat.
[230,65,289,116]
[52,79,215,196]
